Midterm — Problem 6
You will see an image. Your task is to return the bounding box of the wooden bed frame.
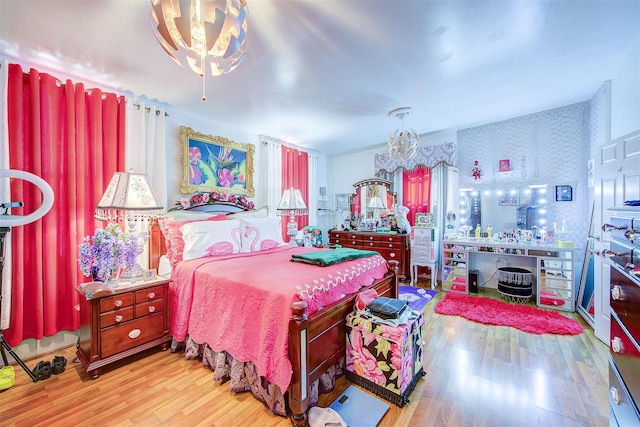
[148,218,397,426]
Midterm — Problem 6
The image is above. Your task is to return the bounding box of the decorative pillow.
[239,217,285,252]
[159,214,227,266]
[180,219,242,261]
[227,206,269,219]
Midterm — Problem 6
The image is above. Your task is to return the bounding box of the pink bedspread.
[170,245,388,392]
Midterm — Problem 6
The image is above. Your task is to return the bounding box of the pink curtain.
[5,64,125,347]
[402,165,431,226]
[281,147,309,242]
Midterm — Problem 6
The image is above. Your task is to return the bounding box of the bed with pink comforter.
[170,245,389,393]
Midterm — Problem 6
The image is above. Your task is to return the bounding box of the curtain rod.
[133,103,169,117]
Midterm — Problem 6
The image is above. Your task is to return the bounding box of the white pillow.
[180,219,241,261]
[227,206,269,219]
[239,217,285,252]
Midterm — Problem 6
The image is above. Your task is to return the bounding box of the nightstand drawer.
[135,299,164,318]
[99,293,134,312]
[100,312,165,358]
[135,285,164,302]
[100,306,134,328]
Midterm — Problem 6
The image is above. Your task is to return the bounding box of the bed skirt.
[171,337,343,417]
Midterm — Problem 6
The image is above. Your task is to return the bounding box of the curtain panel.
[281,146,309,242]
[402,166,431,225]
[4,64,125,347]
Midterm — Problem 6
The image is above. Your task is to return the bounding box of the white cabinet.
[410,227,439,288]
[532,248,575,311]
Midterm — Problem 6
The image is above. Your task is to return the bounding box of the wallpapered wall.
[457,101,591,255]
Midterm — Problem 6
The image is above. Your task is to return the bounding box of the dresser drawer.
[610,358,640,426]
[375,248,402,262]
[330,232,360,241]
[100,306,134,328]
[610,266,640,340]
[412,252,434,263]
[100,312,165,358]
[332,238,360,248]
[135,299,164,318]
[610,313,640,411]
[135,285,164,303]
[99,292,134,312]
[363,240,402,251]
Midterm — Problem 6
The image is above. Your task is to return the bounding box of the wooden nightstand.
[75,278,171,379]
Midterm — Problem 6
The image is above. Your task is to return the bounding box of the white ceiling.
[1,1,638,156]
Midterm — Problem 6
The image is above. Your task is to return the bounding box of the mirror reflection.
[347,178,397,231]
[459,186,548,235]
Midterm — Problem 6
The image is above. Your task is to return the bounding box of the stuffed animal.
[395,205,411,234]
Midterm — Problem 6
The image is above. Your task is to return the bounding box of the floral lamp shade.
[95,172,164,221]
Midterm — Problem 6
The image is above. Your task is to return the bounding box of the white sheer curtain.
[261,135,283,217]
[307,153,318,226]
[0,60,12,329]
[125,100,167,268]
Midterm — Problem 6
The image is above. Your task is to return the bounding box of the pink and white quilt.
[170,245,388,392]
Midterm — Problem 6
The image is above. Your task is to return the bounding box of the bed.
[149,198,397,426]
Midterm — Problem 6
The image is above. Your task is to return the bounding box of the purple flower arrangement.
[78,224,140,281]
[172,191,255,211]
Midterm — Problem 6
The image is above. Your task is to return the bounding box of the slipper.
[32,361,52,381]
[52,356,67,375]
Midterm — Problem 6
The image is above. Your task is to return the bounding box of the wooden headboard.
[149,219,166,273]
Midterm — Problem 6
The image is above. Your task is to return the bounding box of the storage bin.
[345,309,425,406]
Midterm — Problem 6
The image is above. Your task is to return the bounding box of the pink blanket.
[170,245,388,391]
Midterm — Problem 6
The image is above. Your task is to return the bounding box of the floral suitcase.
[345,309,425,406]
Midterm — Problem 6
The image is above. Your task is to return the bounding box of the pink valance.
[374,142,456,174]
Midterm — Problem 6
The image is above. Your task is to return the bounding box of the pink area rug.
[434,292,583,335]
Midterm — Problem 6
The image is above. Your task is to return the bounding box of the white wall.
[611,42,640,139]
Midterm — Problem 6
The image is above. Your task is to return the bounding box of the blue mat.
[398,286,437,311]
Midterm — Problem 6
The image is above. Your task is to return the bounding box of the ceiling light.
[387,107,419,161]
[151,0,249,101]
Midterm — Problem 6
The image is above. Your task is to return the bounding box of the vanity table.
[442,237,576,311]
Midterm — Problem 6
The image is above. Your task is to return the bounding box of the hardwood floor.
[0,284,609,427]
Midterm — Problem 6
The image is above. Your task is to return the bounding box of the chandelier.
[151,0,248,100]
[387,107,419,161]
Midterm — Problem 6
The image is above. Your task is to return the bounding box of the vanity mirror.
[350,178,396,218]
[459,186,548,234]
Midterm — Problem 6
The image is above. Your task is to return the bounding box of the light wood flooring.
[0,283,609,427]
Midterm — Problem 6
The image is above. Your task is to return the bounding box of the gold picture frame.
[179,126,255,196]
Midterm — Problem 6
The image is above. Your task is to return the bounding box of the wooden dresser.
[328,230,410,280]
[75,278,171,379]
[604,210,640,426]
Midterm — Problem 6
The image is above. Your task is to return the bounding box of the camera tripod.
[0,226,38,382]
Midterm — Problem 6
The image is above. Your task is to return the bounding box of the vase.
[104,268,122,288]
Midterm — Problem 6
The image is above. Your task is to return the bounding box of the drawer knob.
[390,253,396,258]
[147,292,156,299]
[611,285,622,301]
[610,386,621,405]
[612,336,623,353]
[115,315,123,323]
[128,329,141,339]
[148,306,156,313]
[114,300,123,307]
